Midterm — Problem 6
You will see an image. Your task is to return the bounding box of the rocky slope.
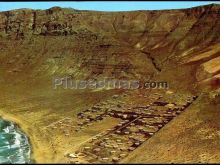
[0,4,219,92]
[0,4,219,164]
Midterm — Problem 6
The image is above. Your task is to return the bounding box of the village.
[44,90,198,164]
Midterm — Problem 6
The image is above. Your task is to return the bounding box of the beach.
[0,116,31,163]
[0,83,121,163]
[0,109,56,163]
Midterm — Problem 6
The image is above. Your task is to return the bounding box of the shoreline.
[0,110,37,163]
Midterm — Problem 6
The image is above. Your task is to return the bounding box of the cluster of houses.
[66,92,198,163]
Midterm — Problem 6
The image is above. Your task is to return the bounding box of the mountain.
[0,4,219,164]
[0,4,219,92]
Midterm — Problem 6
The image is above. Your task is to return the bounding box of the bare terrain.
[0,4,219,163]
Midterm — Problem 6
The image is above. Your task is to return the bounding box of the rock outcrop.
[0,4,219,91]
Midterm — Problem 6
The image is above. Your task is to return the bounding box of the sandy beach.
[0,110,37,163]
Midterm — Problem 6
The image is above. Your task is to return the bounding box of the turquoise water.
[0,119,32,164]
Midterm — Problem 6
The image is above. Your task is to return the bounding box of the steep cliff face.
[0,4,219,91]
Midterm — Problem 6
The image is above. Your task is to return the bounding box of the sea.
[0,118,32,164]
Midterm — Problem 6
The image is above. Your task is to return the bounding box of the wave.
[0,119,32,164]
